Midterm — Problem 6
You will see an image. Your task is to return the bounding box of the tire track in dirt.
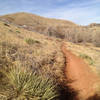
[61,42,100,100]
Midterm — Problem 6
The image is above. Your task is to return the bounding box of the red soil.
[61,43,100,100]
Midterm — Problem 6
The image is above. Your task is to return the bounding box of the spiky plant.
[1,65,58,100]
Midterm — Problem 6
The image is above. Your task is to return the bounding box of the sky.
[0,0,100,25]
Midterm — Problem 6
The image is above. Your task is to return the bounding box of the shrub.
[79,53,94,65]
[92,32,100,47]
[1,65,58,100]
[25,38,40,45]
[16,30,20,33]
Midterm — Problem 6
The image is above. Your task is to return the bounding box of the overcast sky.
[0,0,100,25]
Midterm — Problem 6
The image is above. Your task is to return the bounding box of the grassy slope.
[1,12,100,45]
[0,12,78,39]
[0,17,100,77]
[0,20,65,82]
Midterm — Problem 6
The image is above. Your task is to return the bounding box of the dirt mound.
[62,42,100,100]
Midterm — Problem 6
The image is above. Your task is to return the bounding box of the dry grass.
[1,12,100,47]
[0,20,67,99]
[0,17,100,79]
[0,20,65,92]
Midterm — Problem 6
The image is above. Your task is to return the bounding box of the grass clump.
[0,65,58,100]
[79,53,94,65]
[25,38,40,45]
[16,30,20,33]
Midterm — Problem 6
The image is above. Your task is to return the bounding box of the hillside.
[0,20,66,99]
[0,20,66,80]
[0,12,78,39]
[0,12,100,47]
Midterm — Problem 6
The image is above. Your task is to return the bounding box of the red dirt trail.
[61,43,100,100]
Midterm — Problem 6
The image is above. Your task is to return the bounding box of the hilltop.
[0,12,76,26]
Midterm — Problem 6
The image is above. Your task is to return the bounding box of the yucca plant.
[1,65,58,100]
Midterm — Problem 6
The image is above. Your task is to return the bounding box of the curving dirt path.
[61,42,100,100]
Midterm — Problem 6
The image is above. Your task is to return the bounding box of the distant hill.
[0,12,76,25]
[0,12,76,27]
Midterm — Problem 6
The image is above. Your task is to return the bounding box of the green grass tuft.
[16,30,20,33]
[25,38,40,45]
[79,53,95,65]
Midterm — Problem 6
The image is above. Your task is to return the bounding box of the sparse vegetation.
[1,12,100,47]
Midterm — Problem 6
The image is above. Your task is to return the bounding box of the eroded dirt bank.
[61,42,100,100]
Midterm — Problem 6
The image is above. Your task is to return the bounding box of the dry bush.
[33,25,100,47]
[92,31,100,47]
[25,38,40,45]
